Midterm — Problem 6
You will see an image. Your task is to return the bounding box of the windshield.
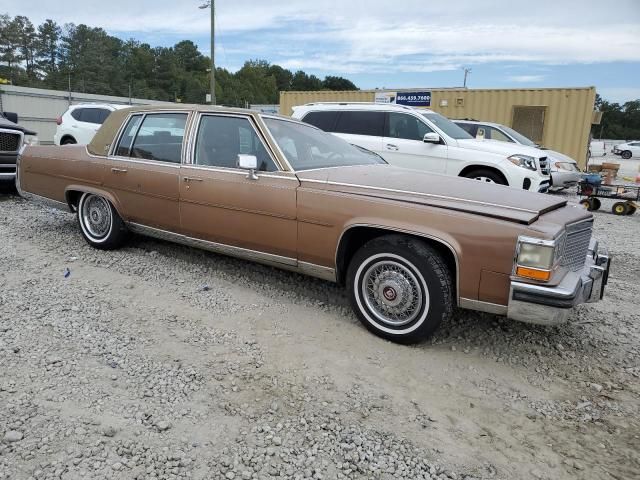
[422,112,473,140]
[501,125,537,147]
[263,117,386,171]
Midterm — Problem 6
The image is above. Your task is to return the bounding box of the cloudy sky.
[4,0,640,102]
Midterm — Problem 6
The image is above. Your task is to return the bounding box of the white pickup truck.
[292,103,551,192]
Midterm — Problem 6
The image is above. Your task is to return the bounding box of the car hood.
[456,138,546,158]
[297,164,567,225]
[0,117,37,136]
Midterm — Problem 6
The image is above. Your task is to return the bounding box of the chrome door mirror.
[237,154,259,180]
[423,132,441,144]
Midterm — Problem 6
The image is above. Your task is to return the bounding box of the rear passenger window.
[302,111,338,131]
[71,109,83,121]
[334,111,385,137]
[115,115,143,156]
[129,113,187,164]
[81,108,111,124]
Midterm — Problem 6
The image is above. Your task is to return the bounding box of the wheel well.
[65,190,83,212]
[60,135,76,144]
[336,226,458,295]
[458,165,508,185]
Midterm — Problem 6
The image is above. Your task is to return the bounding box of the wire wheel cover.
[81,196,111,239]
[361,260,425,327]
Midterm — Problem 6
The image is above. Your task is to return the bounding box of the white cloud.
[508,75,546,83]
[3,0,640,75]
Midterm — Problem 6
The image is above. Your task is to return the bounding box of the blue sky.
[5,0,640,103]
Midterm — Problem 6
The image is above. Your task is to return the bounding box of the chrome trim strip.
[297,261,336,282]
[126,222,337,282]
[0,172,16,177]
[335,223,460,305]
[182,164,299,181]
[299,178,539,214]
[107,155,181,168]
[459,298,508,315]
[128,222,296,266]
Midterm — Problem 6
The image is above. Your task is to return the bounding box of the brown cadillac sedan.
[16,106,610,343]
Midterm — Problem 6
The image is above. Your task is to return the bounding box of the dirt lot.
[0,180,639,480]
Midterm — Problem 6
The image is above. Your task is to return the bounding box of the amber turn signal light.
[516,266,551,281]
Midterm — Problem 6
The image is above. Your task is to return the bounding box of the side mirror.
[2,112,18,124]
[237,154,259,180]
[423,132,441,144]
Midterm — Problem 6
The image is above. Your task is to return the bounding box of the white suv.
[292,103,551,192]
[54,104,129,145]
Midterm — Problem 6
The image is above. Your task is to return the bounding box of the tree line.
[593,95,640,141]
[0,13,358,106]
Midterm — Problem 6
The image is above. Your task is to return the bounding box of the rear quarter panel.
[20,145,105,204]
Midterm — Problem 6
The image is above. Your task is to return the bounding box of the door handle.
[111,168,128,173]
[183,176,203,182]
[386,144,399,151]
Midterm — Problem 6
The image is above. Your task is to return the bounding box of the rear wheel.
[612,202,629,216]
[627,205,636,215]
[462,169,507,186]
[61,137,77,145]
[347,235,453,344]
[77,193,128,249]
[621,150,632,160]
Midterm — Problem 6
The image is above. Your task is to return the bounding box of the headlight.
[514,236,563,281]
[553,160,580,172]
[24,136,39,146]
[508,154,537,171]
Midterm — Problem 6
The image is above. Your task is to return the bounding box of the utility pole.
[463,67,472,88]
[200,1,216,105]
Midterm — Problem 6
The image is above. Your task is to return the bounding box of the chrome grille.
[538,156,550,176]
[0,132,21,153]
[561,218,593,271]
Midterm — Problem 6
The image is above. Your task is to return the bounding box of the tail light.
[56,116,62,125]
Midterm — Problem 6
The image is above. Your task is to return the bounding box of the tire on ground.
[77,192,129,250]
[346,234,453,344]
[462,168,507,185]
[61,137,77,145]
[621,150,632,160]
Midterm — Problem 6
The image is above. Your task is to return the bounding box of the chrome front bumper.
[507,239,610,325]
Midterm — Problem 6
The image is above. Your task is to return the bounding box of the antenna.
[463,68,472,88]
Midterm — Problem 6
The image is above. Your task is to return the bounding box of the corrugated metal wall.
[0,85,170,145]
[280,87,596,167]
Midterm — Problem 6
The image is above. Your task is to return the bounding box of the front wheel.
[77,192,129,249]
[462,169,507,185]
[621,151,632,160]
[347,235,453,344]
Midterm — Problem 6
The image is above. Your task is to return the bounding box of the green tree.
[322,75,357,91]
[36,19,61,81]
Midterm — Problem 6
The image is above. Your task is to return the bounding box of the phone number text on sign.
[396,92,431,107]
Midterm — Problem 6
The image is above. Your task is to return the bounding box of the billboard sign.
[395,91,431,107]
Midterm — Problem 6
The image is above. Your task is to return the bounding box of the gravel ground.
[0,181,638,480]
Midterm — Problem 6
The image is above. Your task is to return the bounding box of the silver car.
[454,120,583,191]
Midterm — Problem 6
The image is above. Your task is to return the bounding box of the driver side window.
[386,113,433,141]
[194,115,277,172]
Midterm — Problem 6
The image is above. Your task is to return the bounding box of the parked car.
[612,141,640,159]
[453,119,584,191]
[0,111,37,183]
[54,103,129,145]
[16,105,610,343]
[292,103,551,193]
